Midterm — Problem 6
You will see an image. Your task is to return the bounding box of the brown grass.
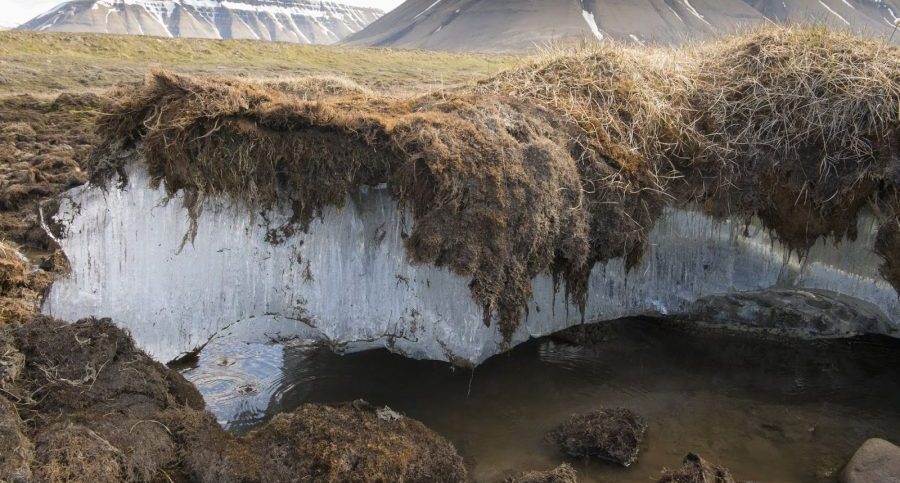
[90,70,590,339]
[0,92,105,328]
[88,25,900,342]
[0,395,32,482]
[0,93,100,251]
[0,30,514,96]
[259,75,374,100]
[481,25,900,247]
[0,241,52,325]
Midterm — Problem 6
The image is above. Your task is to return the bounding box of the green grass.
[0,31,518,95]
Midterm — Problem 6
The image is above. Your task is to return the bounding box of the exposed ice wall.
[43,162,900,364]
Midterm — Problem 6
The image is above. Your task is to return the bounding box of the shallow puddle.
[177,319,900,482]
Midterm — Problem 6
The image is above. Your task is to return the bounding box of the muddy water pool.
[176,319,900,482]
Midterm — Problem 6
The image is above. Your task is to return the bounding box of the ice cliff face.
[18,0,382,44]
[43,162,900,364]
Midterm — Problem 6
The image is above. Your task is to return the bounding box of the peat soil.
[0,316,466,482]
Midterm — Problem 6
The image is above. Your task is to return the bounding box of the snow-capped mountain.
[344,0,900,51]
[18,0,383,44]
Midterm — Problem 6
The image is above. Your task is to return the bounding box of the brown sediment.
[87,26,900,342]
[656,453,739,483]
[504,463,578,483]
[0,317,467,482]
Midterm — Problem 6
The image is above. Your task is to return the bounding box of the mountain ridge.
[344,0,900,51]
[18,0,383,44]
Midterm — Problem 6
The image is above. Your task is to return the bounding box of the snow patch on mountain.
[582,9,603,39]
[414,0,442,19]
[682,0,712,27]
[819,0,852,25]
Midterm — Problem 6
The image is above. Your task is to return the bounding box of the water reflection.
[178,319,900,482]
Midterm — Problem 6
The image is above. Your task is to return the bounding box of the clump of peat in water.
[505,463,578,483]
[656,453,741,483]
[547,408,647,467]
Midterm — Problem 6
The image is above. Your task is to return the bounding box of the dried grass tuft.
[481,26,900,237]
[34,424,130,483]
[0,241,52,325]
[257,75,374,100]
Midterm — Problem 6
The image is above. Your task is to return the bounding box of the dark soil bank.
[0,93,103,325]
[0,94,100,251]
[0,317,466,482]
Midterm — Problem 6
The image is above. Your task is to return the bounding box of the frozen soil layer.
[0,317,466,483]
[50,26,900,363]
[45,163,900,364]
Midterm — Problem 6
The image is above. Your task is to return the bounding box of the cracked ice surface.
[43,162,900,364]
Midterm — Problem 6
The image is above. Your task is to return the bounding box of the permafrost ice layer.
[43,163,900,364]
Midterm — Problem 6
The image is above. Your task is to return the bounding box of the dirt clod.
[505,463,578,483]
[0,241,53,325]
[181,400,467,483]
[657,453,739,483]
[0,396,32,482]
[547,408,646,467]
[12,317,203,482]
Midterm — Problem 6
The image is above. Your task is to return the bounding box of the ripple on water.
[178,338,285,429]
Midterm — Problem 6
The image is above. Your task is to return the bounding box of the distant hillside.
[344,0,900,51]
[18,0,383,44]
[0,30,513,94]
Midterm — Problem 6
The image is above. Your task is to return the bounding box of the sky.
[1,0,405,28]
